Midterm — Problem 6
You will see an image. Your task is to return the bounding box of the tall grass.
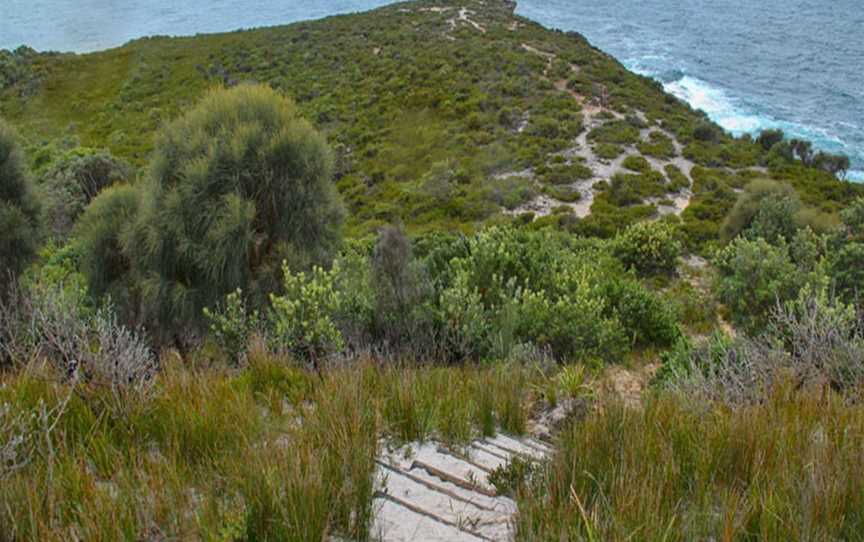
[516,379,864,541]
[0,355,538,540]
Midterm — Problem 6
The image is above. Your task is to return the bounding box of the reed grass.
[0,354,538,540]
[516,378,864,541]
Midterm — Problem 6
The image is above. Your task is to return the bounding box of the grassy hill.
[1,0,857,243]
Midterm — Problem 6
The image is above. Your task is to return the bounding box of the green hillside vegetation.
[0,0,857,243]
[3,0,864,539]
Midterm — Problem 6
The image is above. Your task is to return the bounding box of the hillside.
[1,0,857,244]
[5,1,864,540]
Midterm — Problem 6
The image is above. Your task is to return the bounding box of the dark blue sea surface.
[516,0,864,180]
[2,0,862,179]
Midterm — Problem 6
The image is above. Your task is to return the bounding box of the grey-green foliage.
[37,147,131,238]
[828,198,864,302]
[713,230,824,334]
[656,287,864,405]
[427,227,679,362]
[74,184,141,314]
[112,84,344,335]
[371,225,424,347]
[0,119,40,282]
[720,179,801,244]
[612,220,681,276]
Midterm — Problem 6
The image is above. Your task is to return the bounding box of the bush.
[371,226,424,348]
[602,277,681,347]
[621,155,651,173]
[713,235,819,333]
[828,198,864,302]
[612,220,681,276]
[37,147,131,238]
[0,120,40,282]
[128,84,344,336]
[692,120,718,142]
[659,287,864,405]
[720,179,800,244]
[268,262,344,369]
[756,128,784,151]
[74,184,140,315]
[0,281,156,401]
[203,289,261,365]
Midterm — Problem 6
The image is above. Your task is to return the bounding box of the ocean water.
[515,0,864,181]
[1,0,862,180]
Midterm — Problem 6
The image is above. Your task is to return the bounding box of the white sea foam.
[630,66,863,181]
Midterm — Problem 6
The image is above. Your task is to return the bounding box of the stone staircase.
[370,434,551,541]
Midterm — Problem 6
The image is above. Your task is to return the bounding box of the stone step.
[371,496,488,542]
[375,463,514,541]
[483,434,548,460]
[374,434,549,542]
[386,442,497,493]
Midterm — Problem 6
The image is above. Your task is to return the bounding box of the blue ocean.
[1,0,862,179]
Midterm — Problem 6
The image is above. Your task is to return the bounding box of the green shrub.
[0,120,40,282]
[588,120,640,146]
[129,84,344,336]
[638,131,676,158]
[483,175,536,210]
[756,128,784,151]
[603,277,681,347]
[664,164,690,193]
[268,262,344,366]
[828,198,864,302]
[713,235,820,333]
[622,155,651,173]
[371,226,425,348]
[74,184,140,313]
[612,220,681,276]
[539,163,593,185]
[594,143,622,160]
[203,289,261,365]
[720,179,800,243]
[692,120,718,142]
[37,147,132,238]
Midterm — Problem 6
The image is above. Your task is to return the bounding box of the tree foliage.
[98,84,345,334]
[72,85,344,339]
[0,119,40,282]
[37,147,131,238]
[74,184,141,313]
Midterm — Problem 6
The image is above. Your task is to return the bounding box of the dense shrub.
[756,128,784,151]
[0,120,40,283]
[658,287,864,405]
[612,220,681,276]
[268,262,344,369]
[0,281,156,397]
[37,147,131,238]
[720,179,801,243]
[124,84,343,337]
[203,289,261,365]
[74,184,141,314]
[828,198,864,302]
[713,233,821,333]
[371,226,424,349]
[602,277,681,347]
[692,120,718,142]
